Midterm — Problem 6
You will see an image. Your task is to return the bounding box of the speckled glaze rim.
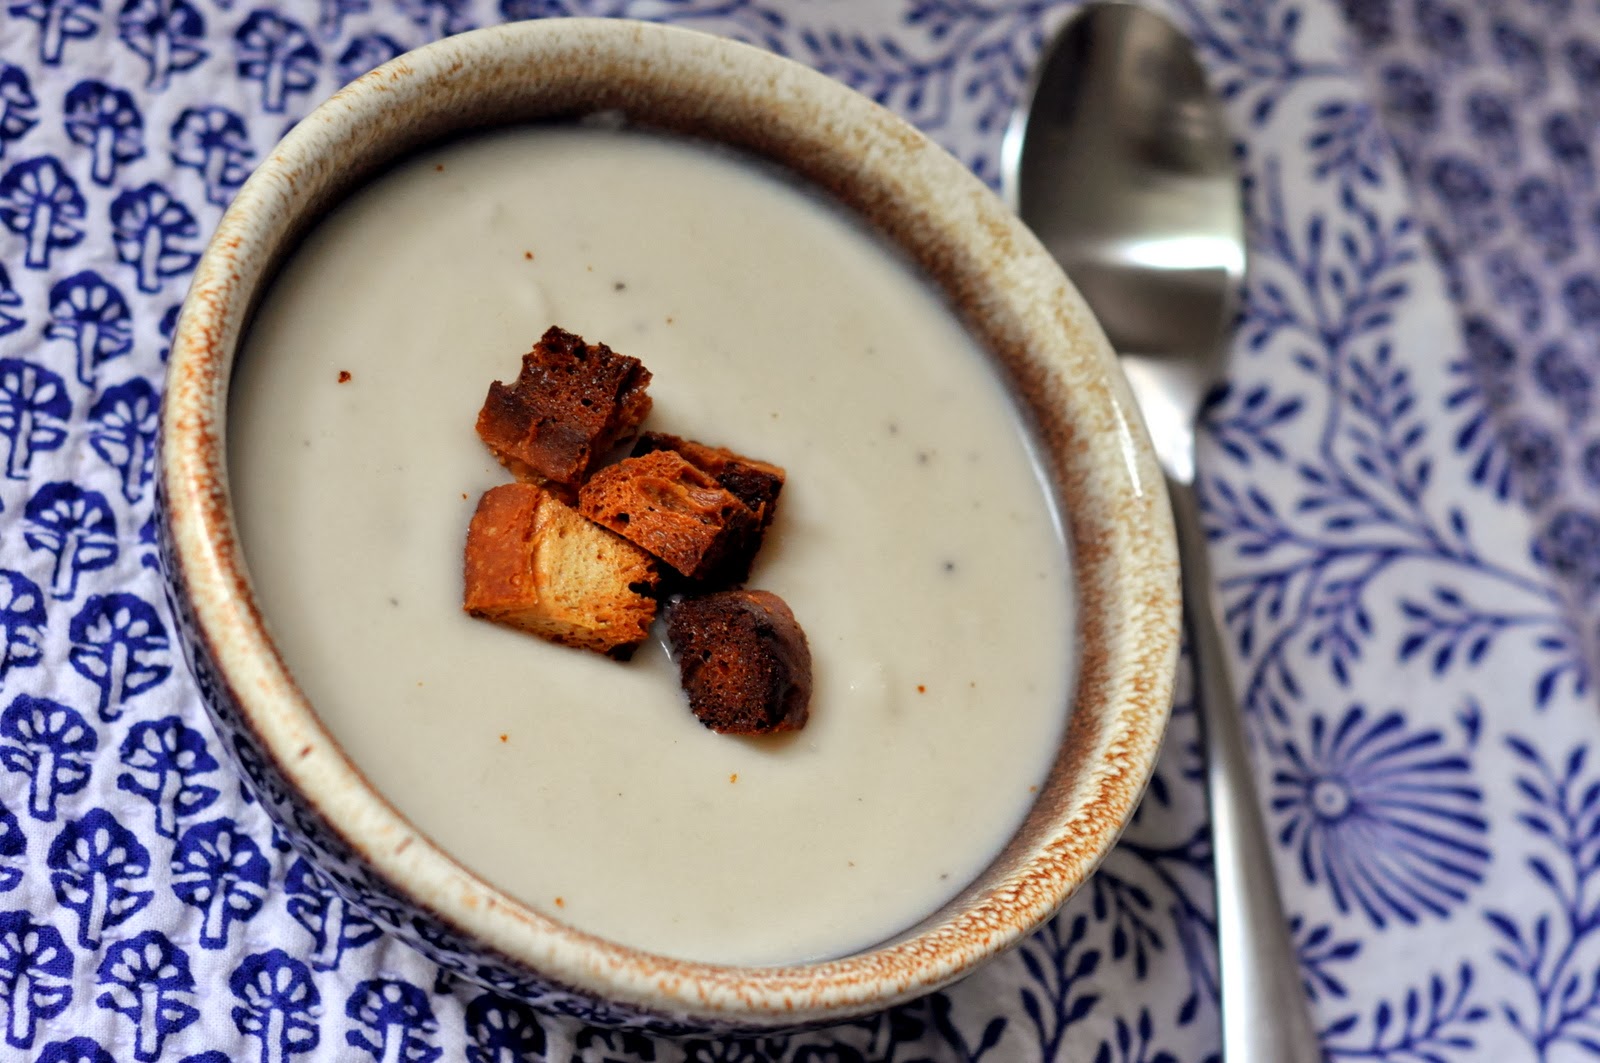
[161,18,1179,1028]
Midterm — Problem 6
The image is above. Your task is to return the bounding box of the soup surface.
[230,127,1074,965]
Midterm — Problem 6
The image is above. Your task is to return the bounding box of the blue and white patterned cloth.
[0,0,1594,1059]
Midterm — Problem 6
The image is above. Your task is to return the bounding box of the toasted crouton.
[476,327,653,487]
[577,450,760,583]
[464,482,660,657]
[665,590,812,734]
[631,432,785,530]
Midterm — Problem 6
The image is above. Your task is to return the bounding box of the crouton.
[577,450,761,583]
[665,590,811,734]
[463,482,660,657]
[632,432,785,530]
[476,327,653,487]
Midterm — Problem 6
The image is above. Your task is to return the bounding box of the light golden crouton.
[463,482,660,657]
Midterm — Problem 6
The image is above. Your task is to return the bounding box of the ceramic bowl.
[159,17,1179,1032]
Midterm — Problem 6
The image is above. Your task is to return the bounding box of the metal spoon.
[1003,5,1322,1061]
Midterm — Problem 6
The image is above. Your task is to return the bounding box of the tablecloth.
[0,0,1594,1059]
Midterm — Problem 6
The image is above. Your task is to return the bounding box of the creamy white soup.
[229,127,1074,966]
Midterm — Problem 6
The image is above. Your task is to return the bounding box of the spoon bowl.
[1003,1,1243,479]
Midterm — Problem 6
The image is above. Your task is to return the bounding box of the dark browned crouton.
[632,431,785,530]
[476,327,653,487]
[463,482,660,657]
[577,450,761,583]
[665,590,811,734]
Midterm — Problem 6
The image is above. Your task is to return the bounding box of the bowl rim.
[160,16,1179,1025]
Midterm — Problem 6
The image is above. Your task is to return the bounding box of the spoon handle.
[1167,478,1325,1063]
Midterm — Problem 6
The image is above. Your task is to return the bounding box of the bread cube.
[665,590,812,734]
[578,450,761,584]
[476,326,652,487]
[631,431,785,530]
[463,482,660,657]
